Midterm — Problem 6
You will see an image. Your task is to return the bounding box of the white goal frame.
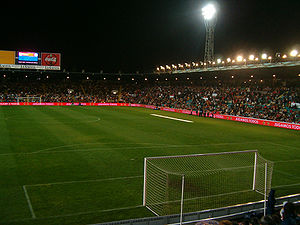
[143,150,273,224]
[17,96,42,103]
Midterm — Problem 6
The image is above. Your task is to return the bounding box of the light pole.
[202,3,217,64]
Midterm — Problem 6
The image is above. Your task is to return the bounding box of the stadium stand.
[0,73,299,123]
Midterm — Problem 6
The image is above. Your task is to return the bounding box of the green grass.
[0,106,299,225]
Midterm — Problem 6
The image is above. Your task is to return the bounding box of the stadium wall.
[0,102,299,130]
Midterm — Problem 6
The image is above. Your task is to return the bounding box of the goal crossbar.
[144,150,258,160]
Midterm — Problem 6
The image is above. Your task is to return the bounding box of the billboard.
[0,50,60,70]
[0,50,15,64]
[17,52,39,64]
[41,53,61,67]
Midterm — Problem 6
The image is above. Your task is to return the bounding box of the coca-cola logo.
[44,54,58,66]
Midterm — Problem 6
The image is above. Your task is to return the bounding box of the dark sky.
[1,0,299,73]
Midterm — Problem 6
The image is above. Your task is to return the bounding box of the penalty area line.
[150,114,194,123]
[22,185,36,219]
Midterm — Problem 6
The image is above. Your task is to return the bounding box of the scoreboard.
[0,50,61,70]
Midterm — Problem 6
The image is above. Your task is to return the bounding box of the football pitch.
[0,106,299,225]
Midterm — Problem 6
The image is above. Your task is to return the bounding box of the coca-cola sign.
[41,53,61,67]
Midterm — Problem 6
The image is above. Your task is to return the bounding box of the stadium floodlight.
[202,4,216,20]
[249,55,255,61]
[290,49,298,57]
[236,55,243,62]
[261,53,268,60]
[202,3,217,64]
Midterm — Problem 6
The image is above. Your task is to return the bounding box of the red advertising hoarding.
[41,53,61,67]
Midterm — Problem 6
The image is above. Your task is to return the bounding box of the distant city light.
[282,54,287,58]
[227,58,231,63]
[272,74,276,78]
[202,4,217,20]
[217,58,222,64]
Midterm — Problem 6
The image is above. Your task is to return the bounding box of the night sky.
[1,0,299,73]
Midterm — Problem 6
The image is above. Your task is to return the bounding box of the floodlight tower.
[202,3,217,64]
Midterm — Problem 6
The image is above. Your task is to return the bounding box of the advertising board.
[0,50,15,64]
[41,53,61,67]
[0,50,61,70]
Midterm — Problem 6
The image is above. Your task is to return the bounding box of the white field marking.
[2,205,144,223]
[272,183,300,189]
[150,113,194,123]
[22,185,36,219]
[274,169,300,179]
[5,117,100,124]
[43,205,144,220]
[266,142,300,150]
[0,141,266,156]
[31,142,170,154]
[274,159,300,163]
[26,175,143,187]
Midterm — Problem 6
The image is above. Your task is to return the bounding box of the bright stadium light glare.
[236,56,243,62]
[202,4,216,20]
[249,55,255,61]
[290,49,298,57]
[261,53,268,60]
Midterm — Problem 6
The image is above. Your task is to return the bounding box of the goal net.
[17,96,42,103]
[143,150,273,218]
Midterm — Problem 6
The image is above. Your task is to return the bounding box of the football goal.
[143,150,273,223]
[17,96,42,103]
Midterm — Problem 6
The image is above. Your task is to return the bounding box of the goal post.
[17,96,42,103]
[143,150,273,219]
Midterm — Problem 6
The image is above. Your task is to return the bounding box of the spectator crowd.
[0,80,299,123]
[195,201,300,225]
